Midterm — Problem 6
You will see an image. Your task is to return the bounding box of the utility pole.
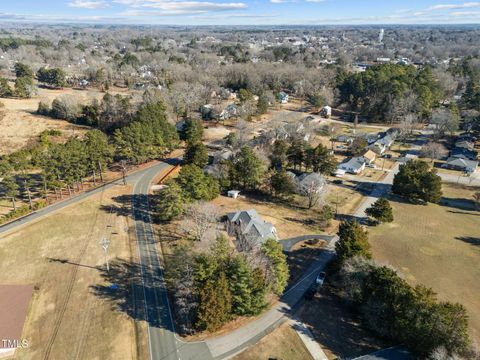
[100,237,110,272]
[120,160,127,185]
[98,161,104,183]
[24,180,33,210]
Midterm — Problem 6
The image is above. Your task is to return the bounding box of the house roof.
[0,285,34,349]
[446,157,478,169]
[455,140,475,151]
[339,156,365,170]
[226,209,277,244]
[362,149,377,162]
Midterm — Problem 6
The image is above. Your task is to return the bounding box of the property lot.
[233,322,313,360]
[369,183,480,344]
[0,185,144,360]
[0,85,129,155]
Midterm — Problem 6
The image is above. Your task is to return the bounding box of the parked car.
[383,153,392,159]
[333,179,343,185]
[304,286,317,300]
[316,272,326,286]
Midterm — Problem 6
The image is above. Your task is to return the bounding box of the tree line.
[332,220,472,357]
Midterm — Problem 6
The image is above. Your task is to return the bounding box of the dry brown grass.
[0,185,143,360]
[212,194,329,239]
[233,322,313,360]
[0,86,129,155]
[369,183,480,344]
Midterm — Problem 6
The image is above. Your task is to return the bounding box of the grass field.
[369,183,480,344]
[0,185,146,360]
[0,85,130,155]
[233,323,313,360]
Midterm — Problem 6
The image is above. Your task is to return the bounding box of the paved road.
[131,163,212,360]
[279,234,337,252]
[0,162,166,235]
[353,163,400,219]
[205,238,338,359]
[0,158,337,360]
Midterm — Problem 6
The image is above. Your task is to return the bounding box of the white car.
[315,272,326,286]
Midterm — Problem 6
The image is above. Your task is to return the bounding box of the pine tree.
[155,181,185,221]
[184,141,209,168]
[366,198,394,223]
[196,272,232,332]
[336,220,372,261]
[261,239,289,295]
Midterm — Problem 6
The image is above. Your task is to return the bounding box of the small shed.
[227,190,240,199]
[320,105,332,118]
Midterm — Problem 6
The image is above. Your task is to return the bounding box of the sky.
[2,0,480,25]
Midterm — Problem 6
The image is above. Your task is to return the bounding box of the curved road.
[0,160,337,360]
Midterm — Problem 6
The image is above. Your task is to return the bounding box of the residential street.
[205,238,337,359]
[353,163,400,219]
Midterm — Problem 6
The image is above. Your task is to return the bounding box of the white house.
[337,157,366,174]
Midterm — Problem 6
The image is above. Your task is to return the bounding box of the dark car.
[333,179,343,185]
[304,286,317,300]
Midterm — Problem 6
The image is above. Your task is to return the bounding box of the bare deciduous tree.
[182,202,219,242]
[421,142,448,163]
[296,173,327,209]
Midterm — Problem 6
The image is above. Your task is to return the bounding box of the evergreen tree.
[392,160,442,203]
[365,198,394,223]
[270,170,295,199]
[184,141,209,168]
[2,176,19,210]
[176,164,219,201]
[155,181,185,221]
[269,139,289,169]
[196,272,232,332]
[305,144,337,174]
[14,63,33,79]
[336,220,372,261]
[261,239,289,295]
[233,147,265,190]
[181,118,203,143]
[0,78,12,97]
[228,255,267,316]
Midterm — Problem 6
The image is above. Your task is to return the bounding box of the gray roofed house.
[337,156,366,174]
[226,209,278,251]
[450,147,478,160]
[455,139,475,151]
[443,157,478,173]
[295,172,326,193]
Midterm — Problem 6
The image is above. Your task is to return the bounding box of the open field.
[233,322,313,360]
[369,183,480,344]
[0,85,130,155]
[0,184,145,360]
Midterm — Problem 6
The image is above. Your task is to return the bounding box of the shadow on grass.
[439,197,477,212]
[90,257,174,330]
[455,236,480,247]
[297,284,389,359]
